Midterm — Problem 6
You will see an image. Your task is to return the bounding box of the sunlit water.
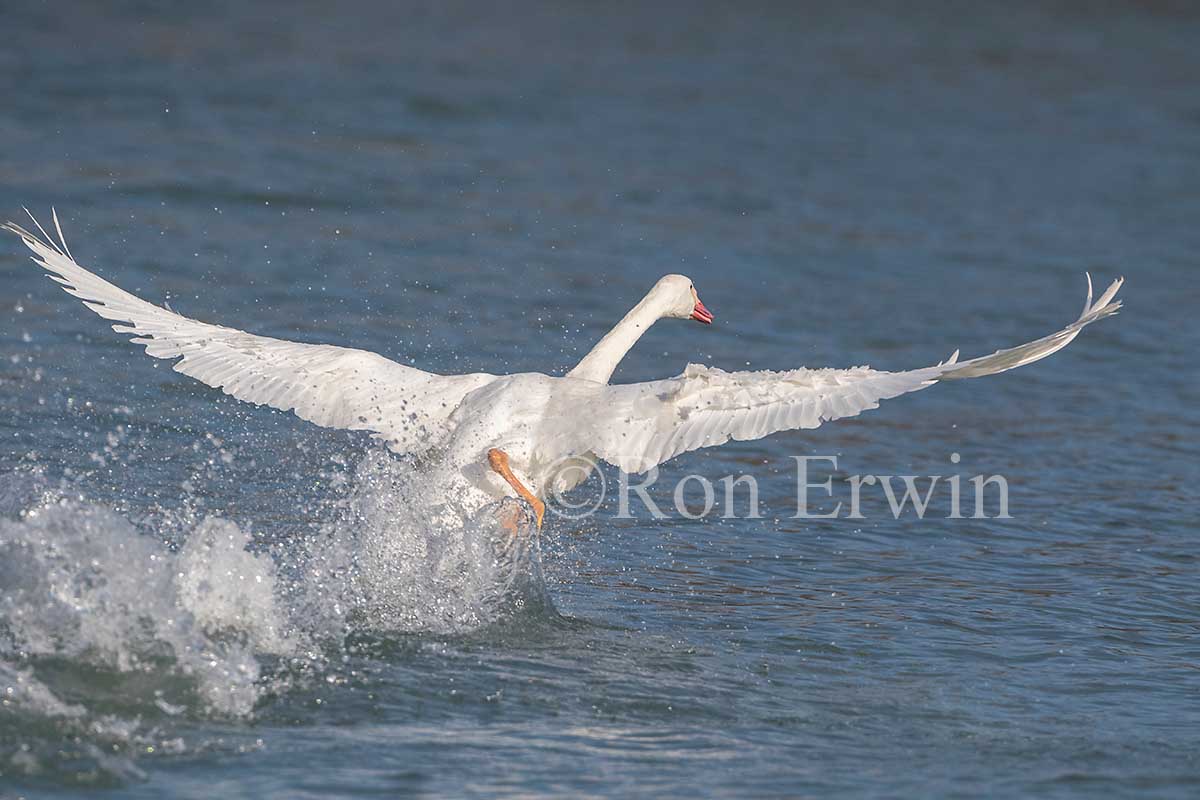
[1,2,1198,797]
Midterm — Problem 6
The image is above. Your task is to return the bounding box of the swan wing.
[6,214,495,454]
[556,276,1123,475]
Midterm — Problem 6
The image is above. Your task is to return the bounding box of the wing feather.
[549,276,1122,475]
[6,216,494,454]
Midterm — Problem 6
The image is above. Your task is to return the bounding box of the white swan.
[6,212,1123,529]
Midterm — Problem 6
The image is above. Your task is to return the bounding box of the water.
[1,1,1198,796]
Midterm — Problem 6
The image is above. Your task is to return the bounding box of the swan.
[5,211,1123,531]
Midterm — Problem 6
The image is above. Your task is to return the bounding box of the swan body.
[5,212,1124,526]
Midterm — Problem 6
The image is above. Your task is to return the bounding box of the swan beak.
[691,299,714,325]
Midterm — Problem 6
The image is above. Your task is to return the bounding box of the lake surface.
[1,2,1198,797]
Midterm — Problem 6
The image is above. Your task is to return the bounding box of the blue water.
[2,1,1198,797]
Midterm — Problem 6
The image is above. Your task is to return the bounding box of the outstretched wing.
[6,213,495,454]
[550,276,1123,475]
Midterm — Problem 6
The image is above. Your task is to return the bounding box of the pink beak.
[691,298,714,325]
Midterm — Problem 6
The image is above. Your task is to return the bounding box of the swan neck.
[566,291,665,384]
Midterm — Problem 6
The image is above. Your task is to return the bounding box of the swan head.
[655,274,713,325]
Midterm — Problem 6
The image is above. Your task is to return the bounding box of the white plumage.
[557,274,1122,475]
[6,213,494,458]
[5,211,1123,516]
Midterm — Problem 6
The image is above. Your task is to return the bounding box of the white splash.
[293,450,547,635]
[0,450,547,781]
[0,501,285,717]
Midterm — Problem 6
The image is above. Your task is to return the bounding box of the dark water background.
[1,1,1198,797]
